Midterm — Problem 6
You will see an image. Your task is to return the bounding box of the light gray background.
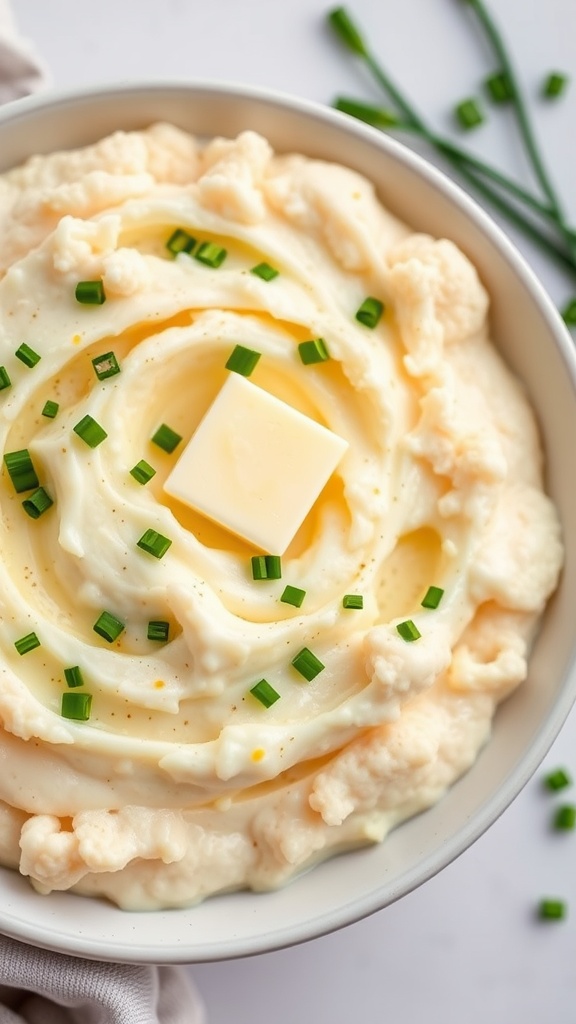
[12,1,576,1020]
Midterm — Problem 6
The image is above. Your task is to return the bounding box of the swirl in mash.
[0,124,563,909]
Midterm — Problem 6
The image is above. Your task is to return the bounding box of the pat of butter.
[163,373,348,553]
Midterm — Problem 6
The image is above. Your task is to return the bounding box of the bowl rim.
[0,78,575,964]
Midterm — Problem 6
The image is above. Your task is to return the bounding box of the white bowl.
[0,81,575,964]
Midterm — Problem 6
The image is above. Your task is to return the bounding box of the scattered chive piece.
[454,98,485,130]
[538,898,566,921]
[137,528,172,559]
[553,805,576,831]
[93,611,125,643]
[542,72,569,99]
[41,399,59,419]
[334,97,399,128]
[73,414,107,448]
[75,279,106,305]
[291,647,325,681]
[343,594,363,610]
[166,228,197,256]
[250,678,281,708]
[421,586,444,610]
[151,423,182,454]
[251,554,282,581]
[225,344,261,377]
[0,367,11,391]
[61,691,92,721]
[14,632,40,656]
[147,620,170,642]
[280,585,306,608]
[15,343,41,368]
[4,449,39,493]
[130,459,156,485]
[544,767,572,792]
[92,351,120,381]
[250,262,279,281]
[22,486,53,520]
[64,666,84,689]
[485,71,514,103]
[355,297,384,328]
[194,241,227,268]
[396,619,421,642]
[298,338,330,365]
[561,298,576,326]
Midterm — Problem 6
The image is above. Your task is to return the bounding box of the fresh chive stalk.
[250,679,281,708]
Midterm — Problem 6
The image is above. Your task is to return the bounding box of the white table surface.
[11,1,576,1020]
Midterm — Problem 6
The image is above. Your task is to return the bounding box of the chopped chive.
[92,351,120,381]
[4,449,39,493]
[544,767,572,792]
[298,338,330,365]
[454,98,485,130]
[41,399,59,419]
[130,459,156,485]
[73,414,107,448]
[542,72,569,99]
[561,298,576,325]
[0,367,11,391]
[64,666,84,689]
[151,423,182,454]
[251,554,282,580]
[421,586,444,610]
[291,647,325,681]
[147,620,170,642]
[396,619,421,642]
[538,898,566,921]
[93,610,125,643]
[250,262,279,281]
[75,279,106,305]
[553,805,576,831]
[225,344,261,377]
[22,486,53,520]
[61,691,92,721]
[14,632,40,656]
[485,71,514,103]
[355,297,384,328]
[194,241,227,268]
[166,228,197,256]
[334,97,399,128]
[250,678,281,708]
[280,585,306,608]
[15,343,41,368]
[137,528,172,559]
[343,594,363,610]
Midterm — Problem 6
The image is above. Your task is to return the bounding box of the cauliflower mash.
[0,124,563,909]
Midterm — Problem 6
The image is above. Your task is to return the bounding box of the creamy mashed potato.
[0,124,563,909]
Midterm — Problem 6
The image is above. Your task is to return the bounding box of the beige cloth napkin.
[0,4,208,1021]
